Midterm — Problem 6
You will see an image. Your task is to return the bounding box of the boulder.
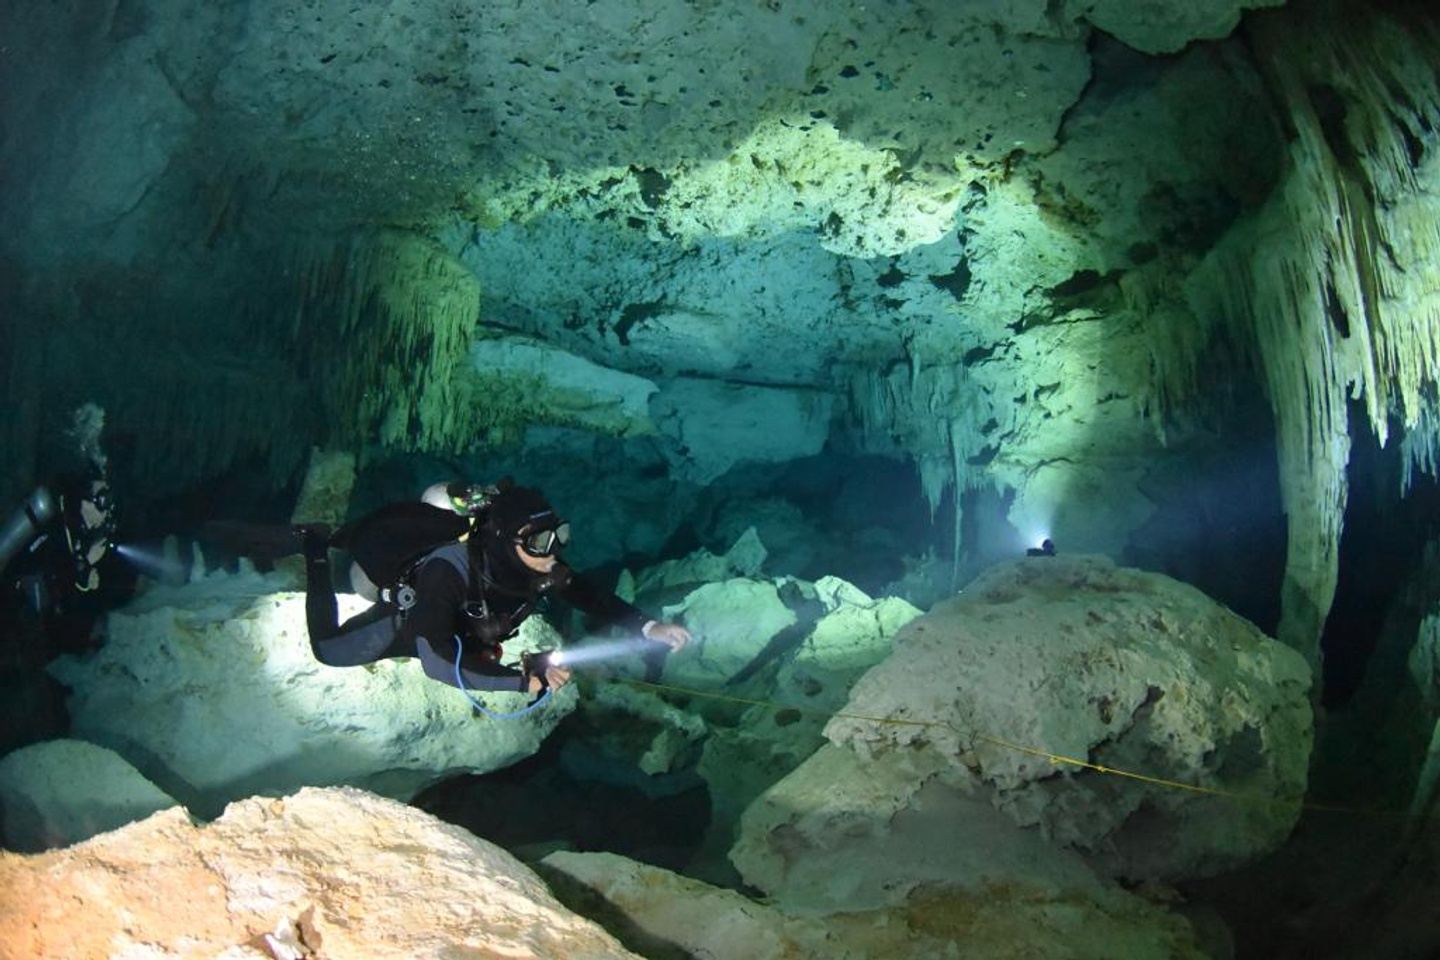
[632,527,768,595]
[689,578,920,881]
[542,849,1207,960]
[49,570,574,817]
[734,556,1312,900]
[0,786,639,960]
[656,577,795,689]
[0,739,178,852]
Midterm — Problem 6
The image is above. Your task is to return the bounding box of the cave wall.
[2,0,1436,668]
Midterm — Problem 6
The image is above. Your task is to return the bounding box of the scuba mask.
[516,520,570,558]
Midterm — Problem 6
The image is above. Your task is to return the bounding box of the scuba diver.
[1,474,117,647]
[296,480,690,698]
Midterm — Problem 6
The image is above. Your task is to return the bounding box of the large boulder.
[49,570,574,817]
[0,786,639,960]
[542,849,1206,960]
[655,577,796,689]
[689,578,920,880]
[0,739,178,852]
[733,556,1312,901]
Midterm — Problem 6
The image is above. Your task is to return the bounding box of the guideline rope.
[617,677,1401,819]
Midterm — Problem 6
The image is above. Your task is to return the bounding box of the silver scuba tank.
[0,487,58,573]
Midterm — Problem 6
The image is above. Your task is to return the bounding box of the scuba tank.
[333,478,511,596]
[0,488,57,574]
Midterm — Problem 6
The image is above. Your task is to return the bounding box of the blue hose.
[452,634,552,719]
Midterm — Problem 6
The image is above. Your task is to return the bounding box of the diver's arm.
[406,558,527,692]
[558,569,690,652]
[557,569,652,633]
[416,639,526,692]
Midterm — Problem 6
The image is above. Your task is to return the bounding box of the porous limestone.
[48,570,573,817]
[732,556,1312,904]
[0,739,178,853]
[1070,0,1285,55]
[650,377,834,485]
[0,786,639,960]
[542,849,1207,960]
[288,448,357,529]
[688,579,921,881]
[468,333,658,439]
[655,578,796,689]
[631,526,768,595]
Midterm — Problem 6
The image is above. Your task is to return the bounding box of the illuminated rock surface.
[732,557,1312,904]
[0,739,177,853]
[48,571,572,817]
[0,787,639,960]
[541,849,1207,960]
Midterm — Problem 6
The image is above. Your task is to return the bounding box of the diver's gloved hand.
[522,650,572,696]
[292,523,332,563]
[642,620,691,652]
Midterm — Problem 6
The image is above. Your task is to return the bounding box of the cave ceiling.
[0,0,1289,543]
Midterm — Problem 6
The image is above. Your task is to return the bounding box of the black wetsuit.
[303,531,650,692]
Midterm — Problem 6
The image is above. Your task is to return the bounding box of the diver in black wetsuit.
[297,483,689,696]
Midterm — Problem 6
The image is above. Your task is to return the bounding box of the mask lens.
[519,522,569,557]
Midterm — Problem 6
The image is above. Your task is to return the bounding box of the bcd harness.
[381,528,571,667]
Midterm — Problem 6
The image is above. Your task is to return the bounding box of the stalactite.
[1180,3,1440,671]
[291,230,481,455]
[846,359,990,583]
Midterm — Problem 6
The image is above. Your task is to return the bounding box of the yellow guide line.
[616,677,1402,819]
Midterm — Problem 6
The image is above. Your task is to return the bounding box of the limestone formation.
[733,556,1312,903]
[650,378,834,485]
[0,739,178,853]
[288,448,357,529]
[1182,6,1440,666]
[0,0,1340,568]
[1071,0,1285,55]
[687,578,920,879]
[542,849,1207,960]
[0,787,639,960]
[630,526,768,595]
[49,570,572,817]
[654,578,796,690]
[468,333,658,439]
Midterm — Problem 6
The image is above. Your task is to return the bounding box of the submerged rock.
[0,786,638,960]
[733,555,1312,904]
[0,739,178,853]
[542,849,1206,960]
[656,577,796,688]
[49,571,572,817]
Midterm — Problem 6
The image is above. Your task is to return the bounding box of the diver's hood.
[486,485,561,539]
[478,485,564,590]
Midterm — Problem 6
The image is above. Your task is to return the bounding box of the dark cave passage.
[413,708,713,874]
[1322,403,1440,709]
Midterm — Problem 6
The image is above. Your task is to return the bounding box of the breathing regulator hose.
[451,635,553,719]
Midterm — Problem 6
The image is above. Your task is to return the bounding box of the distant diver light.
[1026,537,1056,557]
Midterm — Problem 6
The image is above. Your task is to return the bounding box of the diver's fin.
[198,521,310,563]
